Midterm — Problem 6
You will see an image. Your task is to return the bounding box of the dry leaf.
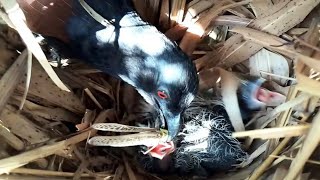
[216,0,320,68]
[184,0,217,23]
[16,60,85,114]
[249,0,273,18]
[0,1,70,92]
[1,105,50,144]
[0,49,27,113]
[249,48,290,86]
[0,123,24,151]
[10,97,80,123]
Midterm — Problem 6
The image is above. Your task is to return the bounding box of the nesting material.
[0,0,319,180]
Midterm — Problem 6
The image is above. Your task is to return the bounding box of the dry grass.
[0,0,319,179]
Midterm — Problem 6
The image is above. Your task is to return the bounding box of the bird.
[134,74,285,178]
[17,0,199,141]
[236,74,285,120]
[136,96,248,178]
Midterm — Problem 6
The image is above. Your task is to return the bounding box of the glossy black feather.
[63,0,198,139]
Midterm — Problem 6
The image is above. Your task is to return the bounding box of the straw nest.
[0,0,320,179]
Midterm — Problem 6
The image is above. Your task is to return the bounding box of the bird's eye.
[157,90,168,99]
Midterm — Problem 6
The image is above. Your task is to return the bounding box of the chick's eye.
[157,90,168,99]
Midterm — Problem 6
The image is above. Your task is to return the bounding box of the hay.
[0,0,319,179]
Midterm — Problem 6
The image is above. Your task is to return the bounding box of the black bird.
[136,97,248,178]
[134,75,284,178]
[32,0,199,140]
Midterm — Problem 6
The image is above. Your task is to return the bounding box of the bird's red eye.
[157,90,168,99]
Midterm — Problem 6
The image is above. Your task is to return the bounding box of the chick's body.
[137,98,248,177]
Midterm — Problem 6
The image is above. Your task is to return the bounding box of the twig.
[248,89,309,180]
[113,165,125,180]
[73,148,90,180]
[60,70,114,101]
[84,88,103,109]
[271,93,310,118]
[233,125,310,139]
[0,132,91,175]
[0,110,110,174]
[269,155,320,166]
[259,70,297,81]
[240,141,269,167]
[249,137,292,180]
[293,35,320,53]
[284,112,320,180]
[122,154,137,180]
[10,168,112,178]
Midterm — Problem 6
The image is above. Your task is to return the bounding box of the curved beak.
[164,113,181,141]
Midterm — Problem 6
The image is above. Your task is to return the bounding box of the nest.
[0,0,320,180]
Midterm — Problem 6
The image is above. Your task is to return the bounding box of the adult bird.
[16,0,199,140]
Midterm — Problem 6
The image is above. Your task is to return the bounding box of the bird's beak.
[152,98,181,141]
[164,113,181,141]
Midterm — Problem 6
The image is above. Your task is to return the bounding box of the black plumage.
[134,75,274,178]
[136,97,248,178]
[44,0,199,140]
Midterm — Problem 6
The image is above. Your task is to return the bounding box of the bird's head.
[119,48,198,141]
